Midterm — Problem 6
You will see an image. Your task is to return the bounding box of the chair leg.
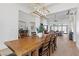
[52,44,54,53]
[53,38,57,51]
[48,44,51,56]
[48,48,50,56]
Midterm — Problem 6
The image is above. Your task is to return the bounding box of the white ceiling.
[46,8,77,23]
[18,3,77,23]
[47,8,76,20]
[47,10,69,20]
[19,3,58,13]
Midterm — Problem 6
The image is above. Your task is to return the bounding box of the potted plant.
[37,23,44,38]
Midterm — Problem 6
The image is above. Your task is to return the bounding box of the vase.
[37,33,43,38]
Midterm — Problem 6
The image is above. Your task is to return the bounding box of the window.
[58,26,62,31]
[54,26,58,31]
[44,25,48,30]
[50,24,68,33]
[51,26,54,30]
[62,25,67,33]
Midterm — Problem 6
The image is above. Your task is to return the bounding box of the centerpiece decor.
[37,23,44,38]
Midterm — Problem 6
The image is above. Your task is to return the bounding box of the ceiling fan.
[66,10,70,15]
[54,14,58,22]
[66,9,77,15]
[66,10,74,15]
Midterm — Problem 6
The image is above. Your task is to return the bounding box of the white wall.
[35,16,41,34]
[0,4,18,49]
[69,14,77,42]
[40,18,48,25]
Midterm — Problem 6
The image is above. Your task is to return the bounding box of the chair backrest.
[40,34,50,56]
[50,34,54,41]
[42,34,50,48]
[19,29,29,38]
[31,32,36,37]
[45,34,50,42]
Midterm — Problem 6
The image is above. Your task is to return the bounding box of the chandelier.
[37,6,50,16]
[32,5,50,18]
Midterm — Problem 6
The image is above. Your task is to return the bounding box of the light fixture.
[32,4,50,17]
[54,14,57,22]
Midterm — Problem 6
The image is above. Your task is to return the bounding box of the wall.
[40,18,48,25]
[0,4,18,49]
[35,16,40,34]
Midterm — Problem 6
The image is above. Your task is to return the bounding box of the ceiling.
[19,3,58,14]
[47,10,69,20]
[47,8,77,23]
[19,3,77,23]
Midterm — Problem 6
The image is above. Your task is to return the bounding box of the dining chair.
[39,34,50,56]
[50,34,57,53]
[50,34,55,53]
[53,35,57,50]
[31,32,37,37]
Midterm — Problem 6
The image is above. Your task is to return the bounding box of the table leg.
[31,49,39,56]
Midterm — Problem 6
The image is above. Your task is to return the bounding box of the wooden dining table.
[4,35,47,56]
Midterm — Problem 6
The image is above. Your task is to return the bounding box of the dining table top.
[4,35,48,56]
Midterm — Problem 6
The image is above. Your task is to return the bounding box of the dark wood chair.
[50,34,57,53]
[53,35,57,50]
[31,32,36,37]
[50,35,55,53]
[19,29,28,38]
[39,34,50,56]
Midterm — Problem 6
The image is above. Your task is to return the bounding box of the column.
[75,8,79,48]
